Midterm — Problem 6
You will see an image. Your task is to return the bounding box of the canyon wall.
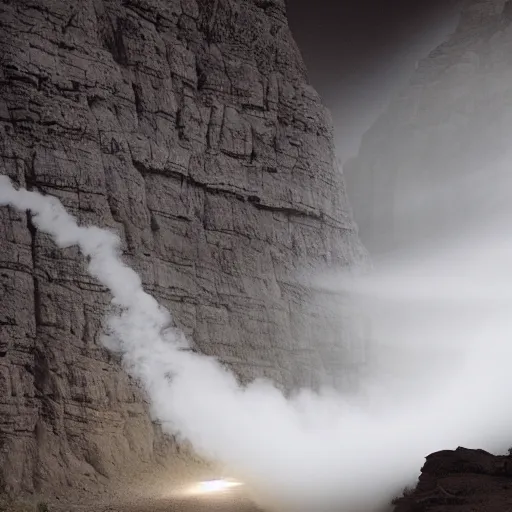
[345,0,512,255]
[0,0,365,496]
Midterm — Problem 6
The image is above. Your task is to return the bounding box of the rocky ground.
[1,496,261,512]
[1,456,263,512]
[7,447,512,512]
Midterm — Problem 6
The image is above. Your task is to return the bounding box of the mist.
[288,0,461,161]
[2,168,512,512]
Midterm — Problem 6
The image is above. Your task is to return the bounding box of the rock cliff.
[345,0,512,254]
[0,0,365,497]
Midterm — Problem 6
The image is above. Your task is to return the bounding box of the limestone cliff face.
[345,0,512,255]
[0,0,365,495]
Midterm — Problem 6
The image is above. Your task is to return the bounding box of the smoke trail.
[2,174,512,512]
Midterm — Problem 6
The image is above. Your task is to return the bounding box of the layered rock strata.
[0,0,365,495]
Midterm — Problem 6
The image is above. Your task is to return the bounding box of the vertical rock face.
[345,0,512,255]
[0,0,365,495]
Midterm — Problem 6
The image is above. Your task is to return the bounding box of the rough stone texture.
[0,0,366,497]
[393,447,512,512]
[344,0,512,254]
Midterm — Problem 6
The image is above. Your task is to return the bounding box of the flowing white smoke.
[1,173,512,512]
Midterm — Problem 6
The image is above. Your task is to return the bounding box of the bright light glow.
[198,479,243,493]
[182,479,244,497]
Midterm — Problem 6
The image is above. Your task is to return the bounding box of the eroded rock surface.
[393,447,512,512]
[0,0,365,496]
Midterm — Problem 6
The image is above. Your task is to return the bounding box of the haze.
[288,0,460,161]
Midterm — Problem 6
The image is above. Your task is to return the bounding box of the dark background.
[287,1,460,161]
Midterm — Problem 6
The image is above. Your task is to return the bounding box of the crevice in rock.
[132,82,143,119]
[132,158,330,223]
[22,153,49,496]
[24,154,42,330]
[99,11,129,67]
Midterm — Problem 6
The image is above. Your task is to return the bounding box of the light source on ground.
[193,479,243,495]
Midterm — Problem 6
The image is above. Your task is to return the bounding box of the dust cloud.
[2,169,512,512]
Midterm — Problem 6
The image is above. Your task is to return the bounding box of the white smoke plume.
[1,173,512,512]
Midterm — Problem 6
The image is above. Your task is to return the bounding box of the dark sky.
[287,1,460,161]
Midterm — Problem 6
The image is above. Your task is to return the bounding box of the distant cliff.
[0,0,365,497]
[345,0,512,254]
[342,1,512,510]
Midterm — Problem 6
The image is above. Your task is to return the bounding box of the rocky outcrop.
[344,0,512,254]
[0,0,365,497]
[393,447,512,512]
